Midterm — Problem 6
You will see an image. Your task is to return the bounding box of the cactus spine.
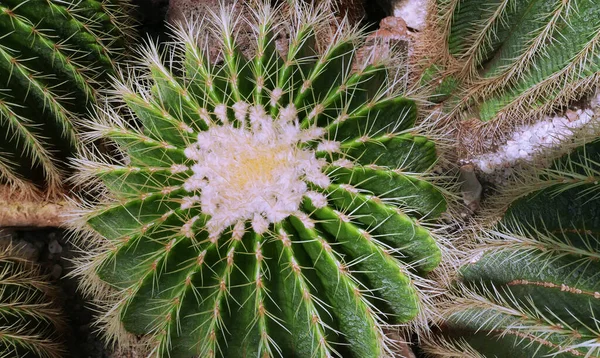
[422,0,600,132]
[0,245,65,358]
[423,134,600,357]
[70,1,453,357]
[0,0,133,195]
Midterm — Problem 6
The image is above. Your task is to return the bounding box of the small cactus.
[422,0,600,129]
[422,136,600,357]
[0,245,65,358]
[71,1,452,357]
[0,0,133,195]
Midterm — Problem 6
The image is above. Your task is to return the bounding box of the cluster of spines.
[423,136,600,357]
[68,1,455,357]
[0,0,133,195]
[0,245,65,358]
[421,0,600,135]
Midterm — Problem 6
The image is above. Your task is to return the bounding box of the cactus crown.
[70,1,453,357]
[0,0,133,195]
[0,245,65,358]
[423,135,600,357]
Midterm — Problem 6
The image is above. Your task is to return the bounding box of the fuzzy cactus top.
[70,1,452,357]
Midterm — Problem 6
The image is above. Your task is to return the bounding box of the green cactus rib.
[0,0,131,192]
[431,0,600,123]
[0,246,65,358]
[424,138,600,358]
[73,2,449,357]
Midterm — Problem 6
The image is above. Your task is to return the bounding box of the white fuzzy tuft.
[183,108,330,238]
[181,195,200,210]
[214,104,228,123]
[232,101,250,122]
[181,216,199,238]
[252,214,269,234]
[317,140,341,153]
[170,164,188,174]
[232,220,245,240]
[198,108,211,123]
[473,109,599,174]
[300,126,326,143]
[332,158,354,168]
[295,211,315,229]
[279,104,297,123]
[305,191,328,208]
[270,88,283,107]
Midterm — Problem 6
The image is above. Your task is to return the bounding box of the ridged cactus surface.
[428,0,600,124]
[0,246,64,358]
[424,138,600,357]
[0,0,131,193]
[72,2,450,357]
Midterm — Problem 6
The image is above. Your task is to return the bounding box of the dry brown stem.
[0,185,70,227]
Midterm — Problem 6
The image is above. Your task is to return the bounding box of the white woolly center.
[183,103,330,237]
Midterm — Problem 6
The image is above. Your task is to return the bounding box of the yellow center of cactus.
[182,102,332,239]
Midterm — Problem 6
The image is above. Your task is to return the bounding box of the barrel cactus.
[422,0,600,129]
[0,0,133,194]
[0,245,65,358]
[422,135,600,357]
[70,1,452,357]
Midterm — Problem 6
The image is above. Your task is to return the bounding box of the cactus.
[0,245,65,358]
[70,1,453,357]
[422,0,600,129]
[0,0,133,195]
[422,135,600,357]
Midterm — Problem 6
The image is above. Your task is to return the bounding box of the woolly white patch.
[332,158,354,168]
[214,104,228,123]
[170,164,188,174]
[295,211,315,229]
[179,122,194,133]
[305,191,327,208]
[393,0,428,31]
[232,101,250,122]
[232,220,245,240]
[317,140,341,153]
[271,88,283,107]
[300,126,326,143]
[181,216,199,238]
[183,108,329,238]
[340,184,358,194]
[473,109,599,174]
[279,104,297,124]
[181,195,200,210]
[198,108,211,123]
[308,104,324,119]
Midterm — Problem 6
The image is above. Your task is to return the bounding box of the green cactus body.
[424,138,600,357]
[0,246,65,358]
[0,0,131,193]
[72,2,450,357]
[429,0,600,124]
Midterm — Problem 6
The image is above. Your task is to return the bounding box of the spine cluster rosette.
[422,0,600,130]
[423,137,600,357]
[0,0,133,194]
[70,1,453,357]
[0,245,65,358]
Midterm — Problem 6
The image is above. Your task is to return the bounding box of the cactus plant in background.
[0,245,65,358]
[0,0,133,196]
[421,0,600,132]
[70,1,455,357]
[422,135,600,357]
